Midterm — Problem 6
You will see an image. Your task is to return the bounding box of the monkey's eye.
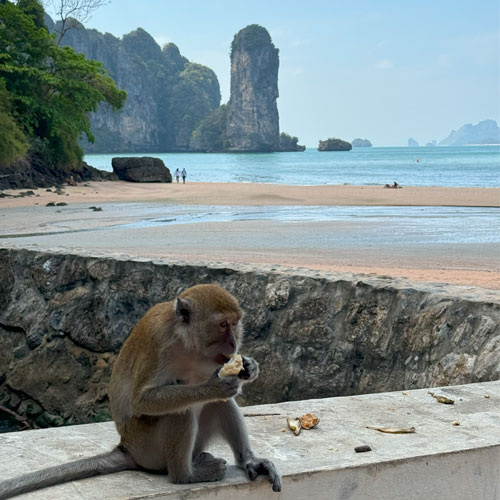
[220,320,228,328]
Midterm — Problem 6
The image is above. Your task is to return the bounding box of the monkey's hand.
[238,356,259,383]
[243,457,282,493]
[206,370,240,400]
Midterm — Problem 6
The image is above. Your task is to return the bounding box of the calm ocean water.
[85,145,500,187]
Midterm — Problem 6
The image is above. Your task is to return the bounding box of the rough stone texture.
[0,156,117,190]
[226,25,280,152]
[111,157,172,183]
[0,248,499,431]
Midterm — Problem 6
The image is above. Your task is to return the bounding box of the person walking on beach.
[181,168,187,184]
[174,168,181,183]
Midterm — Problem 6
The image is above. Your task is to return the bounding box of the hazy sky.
[46,0,499,147]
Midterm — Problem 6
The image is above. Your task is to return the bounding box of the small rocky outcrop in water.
[0,248,499,431]
[408,137,419,147]
[111,157,172,183]
[351,138,372,148]
[277,133,306,152]
[226,25,280,152]
[318,138,352,151]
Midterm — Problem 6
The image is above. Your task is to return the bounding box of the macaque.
[0,284,281,499]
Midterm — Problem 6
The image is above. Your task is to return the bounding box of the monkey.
[0,284,282,499]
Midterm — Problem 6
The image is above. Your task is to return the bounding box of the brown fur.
[0,284,281,499]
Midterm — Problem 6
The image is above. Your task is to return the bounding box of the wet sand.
[1,182,499,289]
[2,181,499,208]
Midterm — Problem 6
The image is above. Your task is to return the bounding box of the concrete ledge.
[1,381,499,499]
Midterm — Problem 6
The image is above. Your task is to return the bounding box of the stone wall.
[0,248,499,431]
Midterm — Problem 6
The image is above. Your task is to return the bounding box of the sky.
[45,0,500,147]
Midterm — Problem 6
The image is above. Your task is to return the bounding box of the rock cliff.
[49,17,221,153]
[226,25,280,152]
[0,248,499,431]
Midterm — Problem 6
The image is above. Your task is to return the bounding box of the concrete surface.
[0,381,499,499]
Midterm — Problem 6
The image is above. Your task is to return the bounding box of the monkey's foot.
[244,457,282,492]
[193,452,226,467]
[191,452,227,482]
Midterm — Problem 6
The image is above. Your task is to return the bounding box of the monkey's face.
[175,285,244,365]
[205,312,243,365]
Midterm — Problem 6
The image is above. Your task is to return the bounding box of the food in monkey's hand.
[219,354,243,377]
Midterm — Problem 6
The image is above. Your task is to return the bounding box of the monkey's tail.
[0,446,135,500]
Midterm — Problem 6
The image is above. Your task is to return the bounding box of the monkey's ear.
[175,297,192,323]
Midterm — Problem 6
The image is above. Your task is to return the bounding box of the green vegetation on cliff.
[59,24,221,153]
[230,24,273,55]
[0,79,29,164]
[0,0,126,167]
[166,62,221,150]
[190,104,229,152]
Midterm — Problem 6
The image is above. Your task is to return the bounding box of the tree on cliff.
[0,0,126,167]
[0,79,29,165]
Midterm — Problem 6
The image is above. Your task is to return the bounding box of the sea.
[81,145,500,247]
[85,145,500,187]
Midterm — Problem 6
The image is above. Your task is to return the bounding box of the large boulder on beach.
[111,157,172,183]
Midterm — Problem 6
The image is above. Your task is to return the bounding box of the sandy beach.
[1,181,499,208]
[1,181,499,289]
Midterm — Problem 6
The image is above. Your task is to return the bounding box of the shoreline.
[1,181,498,290]
[1,181,500,208]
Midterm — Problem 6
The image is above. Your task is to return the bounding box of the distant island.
[318,138,352,151]
[439,119,500,146]
[408,120,500,147]
[351,138,372,148]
